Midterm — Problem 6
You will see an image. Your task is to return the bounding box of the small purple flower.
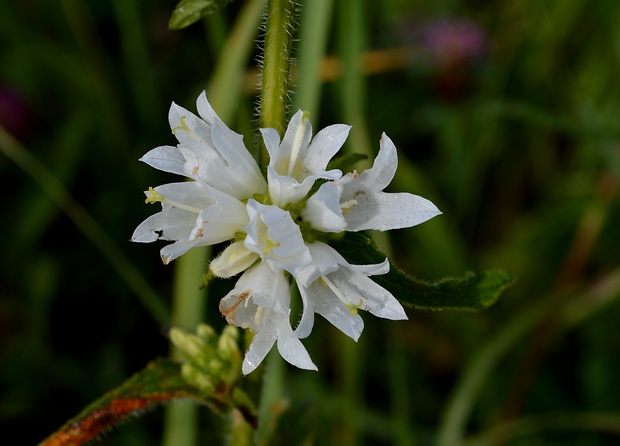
[421,19,487,67]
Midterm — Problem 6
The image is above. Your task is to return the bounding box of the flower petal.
[160,238,207,264]
[301,182,346,233]
[168,102,212,146]
[149,181,213,211]
[194,186,249,245]
[277,332,317,371]
[343,191,442,231]
[329,268,408,320]
[167,92,266,200]
[131,208,197,243]
[242,327,277,375]
[218,263,315,374]
[210,241,259,278]
[139,145,187,176]
[338,133,441,231]
[296,279,364,341]
[244,200,312,275]
[303,124,351,174]
[267,165,341,208]
[296,241,342,287]
[276,110,312,178]
[261,113,344,207]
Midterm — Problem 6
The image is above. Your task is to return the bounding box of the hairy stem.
[259,0,295,170]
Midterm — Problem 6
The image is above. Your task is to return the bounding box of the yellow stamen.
[345,299,364,317]
[145,186,164,204]
[171,115,203,143]
[171,115,189,135]
[263,238,280,255]
[144,186,202,213]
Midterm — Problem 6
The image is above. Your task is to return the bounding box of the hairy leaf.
[40,358,256,445]
[332,231,516,311]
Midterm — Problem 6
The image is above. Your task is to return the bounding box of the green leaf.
[40,358,257,445]
[169,0,234,30]
[331,232,516,311]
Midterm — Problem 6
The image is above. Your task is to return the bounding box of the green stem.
[253,3,296,441]
[259,0,295,168]
[163,248,210,446]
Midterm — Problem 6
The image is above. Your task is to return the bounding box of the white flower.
[336,133,442,231]
[295,242,406,341]
[261,110,350,207]
[132,91,442,374]
[140,91,267,201]
[219,262,317,374]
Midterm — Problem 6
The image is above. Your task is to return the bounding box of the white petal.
[160,238,207,264]
[195,187,249,245]
[276,110,312,178]
[150,181,212,211]
[220,262,289,316]
[267,165,341,208]
[195,91,219,124]
[301,182,346,232]
[244,200,312,275]
[131,208,196,243]
[330,268,407,320]
[344,191,442,231]
[218,263,314,374]
[296,242,342,287]
[297,279,364,341]
[277,332,317,371]
[241,262,290,313]
[210,241,259,278]
[139,146,186,176]
[242,327,277,374]
[303,124,351,175]
[167,93,266,200]
[210,119,267,198]
[360,133,399,192]
[168,102,212,146]
[338,133,441,231]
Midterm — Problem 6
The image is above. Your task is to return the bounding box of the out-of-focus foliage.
[1,0,620,444]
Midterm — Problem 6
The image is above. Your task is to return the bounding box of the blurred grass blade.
[333,231,516,311]
[169,0,234,30]
[462,412,620,446]
[293,0,335,116]
[435,300,552,446]
[0,125,169,325]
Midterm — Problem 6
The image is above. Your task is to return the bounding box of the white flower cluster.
[132,92,441,374]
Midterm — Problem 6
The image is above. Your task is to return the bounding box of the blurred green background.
[2,0,620,444]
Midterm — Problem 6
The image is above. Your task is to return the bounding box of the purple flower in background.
[421,19,487,67]
[397,17,488,99]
